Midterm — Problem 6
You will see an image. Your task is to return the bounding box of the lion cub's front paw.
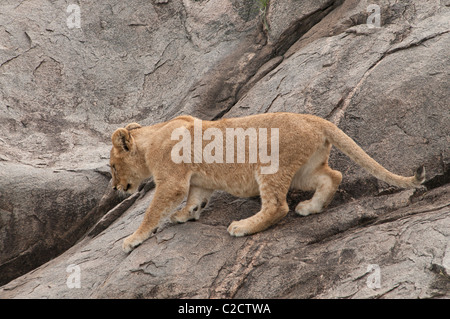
[122,234,143,253]
[227,220,251,237]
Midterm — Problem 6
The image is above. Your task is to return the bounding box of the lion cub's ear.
[112,128,134,152]
[125,123,141,131]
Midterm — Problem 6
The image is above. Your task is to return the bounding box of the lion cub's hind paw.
[227,220,251,237]
[295,200,322,217]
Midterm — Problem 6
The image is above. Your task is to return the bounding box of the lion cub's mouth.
[113,183,132,193]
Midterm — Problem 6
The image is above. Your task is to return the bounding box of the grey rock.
[0,184,448,298]
[0,163,115,285]
[0,0,262,284]
[266,0,343,54]
[0,0,449,298]
[227,0,450,196]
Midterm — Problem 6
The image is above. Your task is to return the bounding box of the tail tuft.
[414,165,426,185]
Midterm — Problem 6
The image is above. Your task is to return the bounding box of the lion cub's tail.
[323,121,425,188]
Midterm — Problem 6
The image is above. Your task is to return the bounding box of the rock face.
[0,0,449,298]
[0,0,261,285]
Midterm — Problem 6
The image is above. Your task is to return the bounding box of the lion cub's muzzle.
[113,183,132,192]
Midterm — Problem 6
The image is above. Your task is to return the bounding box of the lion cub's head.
[110,123,147,194]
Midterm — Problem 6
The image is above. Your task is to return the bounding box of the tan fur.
[109,113,425,253]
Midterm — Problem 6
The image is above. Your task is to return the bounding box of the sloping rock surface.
[1,183,449,298]
[0,0,261,284]
[1,0,449,298]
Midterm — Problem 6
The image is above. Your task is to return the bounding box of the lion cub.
[109,113,425,253]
